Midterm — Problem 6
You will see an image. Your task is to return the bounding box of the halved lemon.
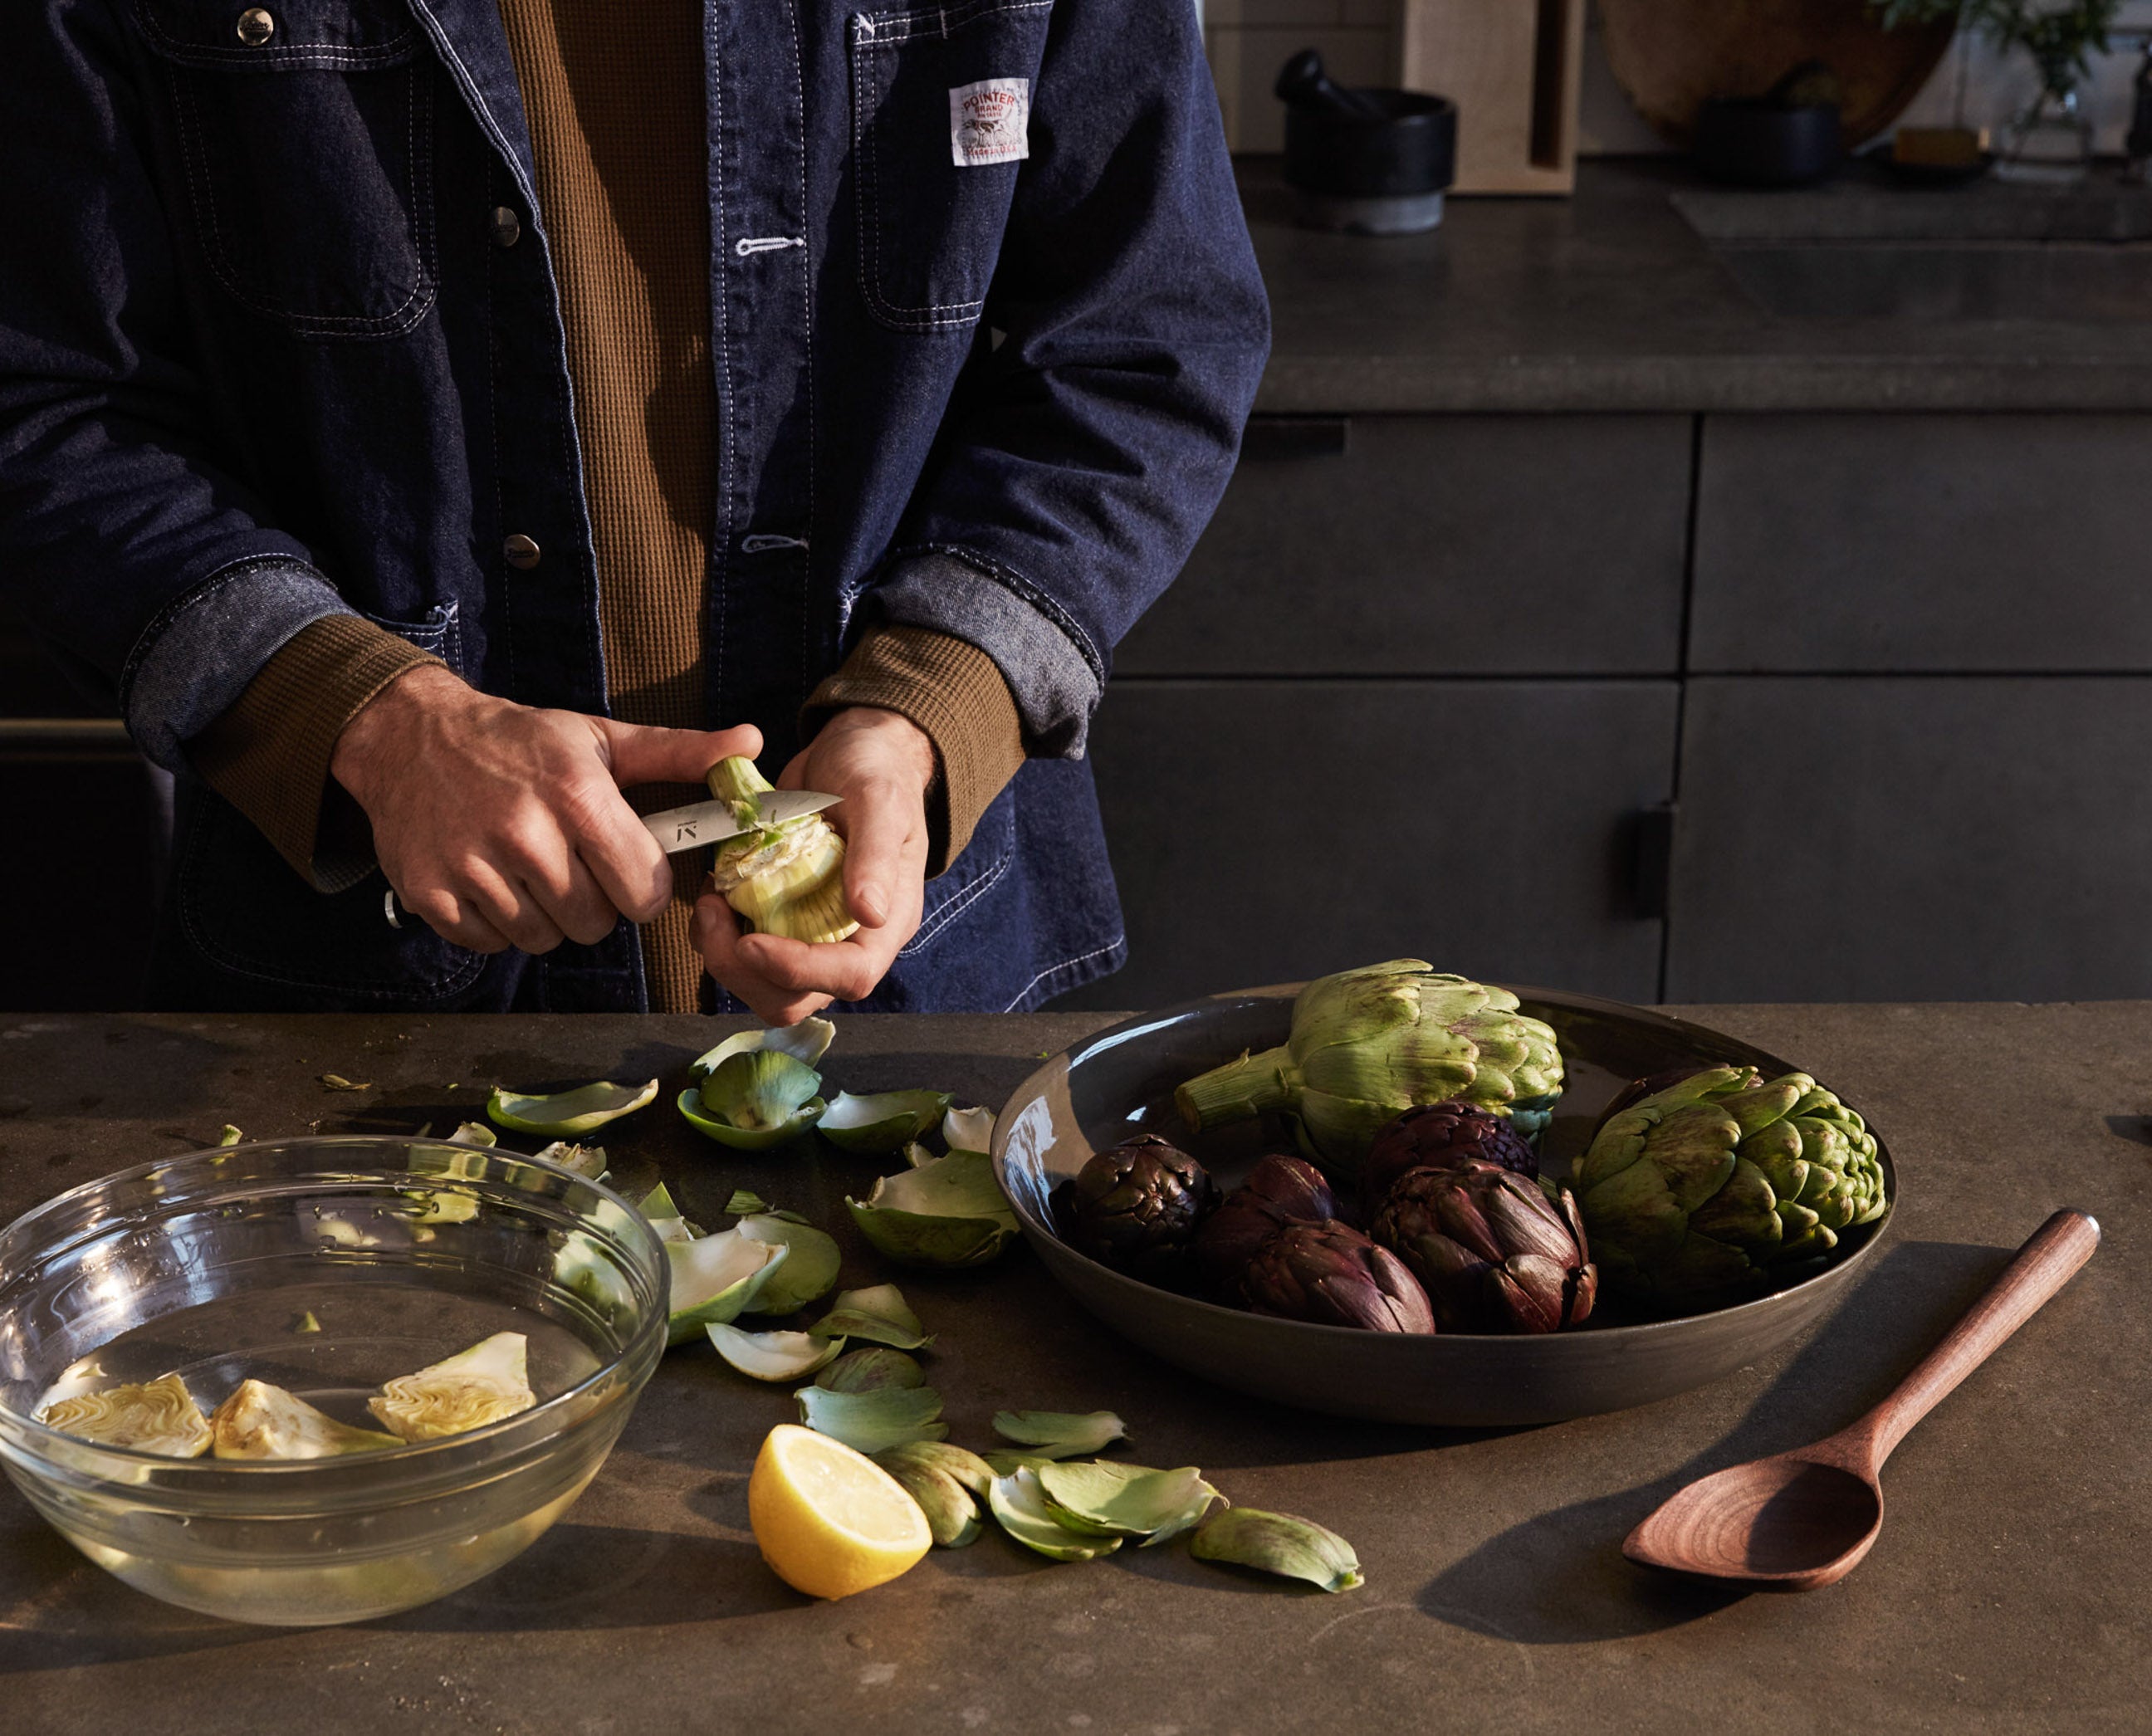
[748,1423,932,1599]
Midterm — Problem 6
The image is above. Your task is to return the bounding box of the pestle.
[1274,49,1390,122]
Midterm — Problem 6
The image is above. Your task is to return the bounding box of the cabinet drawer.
[1056,677,1678,1010]
[1115,414,1692,676]
[1690,413,2152,672]
[1665,677,2152,1000]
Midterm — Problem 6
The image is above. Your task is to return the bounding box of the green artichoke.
[1572,1066,1887,1301]
[1174,961,1565,1179]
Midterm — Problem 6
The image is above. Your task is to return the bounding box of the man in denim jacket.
[0,0,1267,1018]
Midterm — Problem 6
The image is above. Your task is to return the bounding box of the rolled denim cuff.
[119,557,357,772]
[862,547,1104,758]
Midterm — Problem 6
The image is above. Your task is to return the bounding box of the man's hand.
[332,663,762,954]
[692,707,934,1024]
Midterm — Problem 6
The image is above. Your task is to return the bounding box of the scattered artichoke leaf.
[873,1439,996,1499]
[320,1073,370,1092]
[902,1141,937,1170]
[988,1468,1122,1562]
[942,1104,995,1156]
[847,1151,1020,1269]
[367,1332,535,1442]
[211,1380,399,1459]
[667,1228,788,1344]
[488,1078,658,1137]
[37,1373,213,1458]
[736,1212,843,1314]
[1036,1461,1219,1542]
[1188,1509,1364,1593]
[815,1347,927,1393]
[450,1121,499,1147]
[877,1455,981,1548]
[217,1124,244,1147]
[688,1016,837,1081]
[701,1050,825,1130]
[983,1449,1062,1478]
[532,1140,608,1181]
[294,1311,322,1335]
[809,1284,932,1348]
[795,1382,947,1455]
[637,1181,701,1245]
[992,1410,1128,1459]
[819,1089,955,1156]
[706,1323,844,1382]
[725,1189,770,1215]
[677,1058,827,1149]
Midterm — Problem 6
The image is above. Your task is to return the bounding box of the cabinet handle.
[1629,801,1675,921]
[1238,416,1349,462]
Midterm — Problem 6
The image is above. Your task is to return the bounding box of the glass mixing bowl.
[0,1137,668,1626]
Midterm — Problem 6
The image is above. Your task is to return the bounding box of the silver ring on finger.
[384,888,404,931]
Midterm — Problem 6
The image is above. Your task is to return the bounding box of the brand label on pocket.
[950,78,1030,167]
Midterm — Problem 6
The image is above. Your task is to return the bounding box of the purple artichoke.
[1194,1154,1338,1295]
[1059,1133,1216,1285]
[1371,1160,1597,1334]
[1240,1220,1435,1333]
[1361,1100,1538,1219]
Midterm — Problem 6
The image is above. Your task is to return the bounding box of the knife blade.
[640,790,842,854]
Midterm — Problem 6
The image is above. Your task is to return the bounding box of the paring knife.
[640,789,842,854]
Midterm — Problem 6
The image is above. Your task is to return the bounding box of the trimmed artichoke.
[707,756,858,945]
[1572,1066,1888,1301]
[211,1380,400,1459]
[1240,1220,1435,1333]
[1175,962,1564,1180]
[368,1332,535,1440]
[1371,1161,1597,1333]
[1359,1099,1538,1219]
[1057,1135,1216,1286]
[37,1373,213,1458]
[1192,1154,1336,1296]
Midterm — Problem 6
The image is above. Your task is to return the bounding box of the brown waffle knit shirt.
[191,0,1025,1012]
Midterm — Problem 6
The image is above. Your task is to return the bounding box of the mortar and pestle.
[1275,49,1457,236]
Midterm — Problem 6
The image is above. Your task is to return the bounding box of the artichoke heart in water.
[212,1380,400,1459]
[37,1372,213,1458]
[707,756,858,945]
[368,1331,536,1441]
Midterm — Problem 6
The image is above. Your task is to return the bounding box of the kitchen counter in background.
[1,1006,2144,1732]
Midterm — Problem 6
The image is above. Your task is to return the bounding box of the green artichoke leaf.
[1577,1155,1689,1269]
[1190,1508,1363,1593]
[982,1450,1061,1478]
[942,1104,995,1156]
[808,1284,932,1348]
[449,1121,499,1147]
[725,1189,770,1215]
[991,1409,1127,1459]
[846,1151,1020,1269]
[848,1203,1017,1270]
[705,1323,844,1381]
[666,1228,788,1344]
[873,1455,982,1548]
[902,1140,938,1169]
[532,1140,608,1181]
[638,1181,701,1246]
[874,1439,995,1499]
[735,1213,843,1314]
[1685,1156,1785,1250]
[1035,1461,1219,1542]
[677,1086,826,1151]
[815,1347,927,1393]
[217,1124,245,1147]
[688,1016,837,1081]
[487,1078,658,1137]
[794,1383,947,1455]
[987,1468,1122,1562]
[819,1089,955,1155]
[699,1049,825,1132]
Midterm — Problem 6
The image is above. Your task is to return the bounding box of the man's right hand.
[330,663,761,955]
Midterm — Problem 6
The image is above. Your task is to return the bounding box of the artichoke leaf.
[815,1347,928,1393]
[638,1180,702,1245]
[991,1409,1127,1459]
[873,1440,996,1499]
[875,1457,982,1548]
[846,1151,1019,1269]
[794,1383,948,1455]
[212,1380,399,1459]
[217,1124,245,1147]
[37,1373,213,1458]
[988,1469,1122,1562]
[706,1323,844,1382]
[532,1140,609,1181]
[725,1189,770,1215]
[1035,1461,1217,1542]
[667,1228,788,1343]
[847,1202,1017,1270]
[689,1016,837,1081]
[818,1089,955,1156]
[736,1213,843,1314]
[450,1121,499,1147]
[677,1086,825,1151]
[1190,1509,1363,1592]
[809,1284,932,1348]
[368,1332,535,1441]
[942,1104,995,1156]
[488,1078,658,1137]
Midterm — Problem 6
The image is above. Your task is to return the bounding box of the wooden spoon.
[1624,1208,2101,1590]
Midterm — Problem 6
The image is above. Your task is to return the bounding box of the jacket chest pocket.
[849,0,1053,334]
[133,0,437,340]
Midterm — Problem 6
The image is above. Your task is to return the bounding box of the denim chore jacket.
[0,0,1269,1012]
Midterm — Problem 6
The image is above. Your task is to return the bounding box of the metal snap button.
[503,534,541,570]
[235,7,275,46]
[490,206,522,249]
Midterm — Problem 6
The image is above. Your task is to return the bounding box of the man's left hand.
[692,707,933,1024]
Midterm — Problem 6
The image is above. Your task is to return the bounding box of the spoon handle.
[1852,1209,2101,1468]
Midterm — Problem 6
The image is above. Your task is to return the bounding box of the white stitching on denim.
[404,0,540,213]
[897,844,1012,957]
[783,0,817,713]
[741,533,809,553]
[735,235,805,255]
[1001,937,1125,1012]
[707,0,733,695]
[132,0,419,69]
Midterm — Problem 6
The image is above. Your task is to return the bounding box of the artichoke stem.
[1176,1045,1298,1132]
[707,756,775,825]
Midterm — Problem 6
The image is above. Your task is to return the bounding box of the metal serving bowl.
[0,1137,668,1625]
[994,986,1895,1427]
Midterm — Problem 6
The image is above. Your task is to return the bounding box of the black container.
[1282,88,1459,235]
[1691,98,1843,188]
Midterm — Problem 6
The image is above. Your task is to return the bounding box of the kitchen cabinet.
[1060,677,1678,1010]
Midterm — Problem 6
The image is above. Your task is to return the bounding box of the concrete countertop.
[1250,155,2152,414]
[1,1005,2144,1734]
